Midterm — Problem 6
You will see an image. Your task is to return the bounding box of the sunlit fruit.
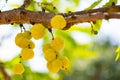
[42,43,52,54]
[30,24,45,40]
[50,37,64,51]
[23,31,32,39]
[44,49,60,62]
[15,33,29,48]
[50,15,67,29]
[27,40,35,49]
[13,63,24,75]
[21,48,34,60]
[59,56,69,70]
[47,59,61,73]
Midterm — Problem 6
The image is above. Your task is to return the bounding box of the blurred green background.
[0,0,120,80]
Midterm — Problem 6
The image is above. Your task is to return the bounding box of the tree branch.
[0,5,120,29]
[0,63,11,80]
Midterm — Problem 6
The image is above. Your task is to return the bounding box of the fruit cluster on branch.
[13,14,69,74]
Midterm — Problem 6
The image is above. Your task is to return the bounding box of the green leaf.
[94,20,102,30]
[9,55,21,65]
[4,55,20,69]
[73,0,80,6]
[68,25,91,34]
[26,1,37,11]
[102,0,118,7]
[115,46,120,61]
[115,53,120,61]
[52,0,60,6]
[65,7,75,13]
[90,20,102,34]
[13,23,19,27]
[11,4,21,8]
[42,0,47,2]
[73,47,98,59]
[116,47,120,52]
[85,0,102,10]
[40,2,58,13]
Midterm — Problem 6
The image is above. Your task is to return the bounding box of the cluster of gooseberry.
[43,37,69,73]
[13,24,46,75]
[13,15,69,74]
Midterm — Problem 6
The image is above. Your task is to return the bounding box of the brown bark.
[0,63,11,80]
[0,2,120,29]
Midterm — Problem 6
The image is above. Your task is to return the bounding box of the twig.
[0,63,11,80]
[20,0,32,9]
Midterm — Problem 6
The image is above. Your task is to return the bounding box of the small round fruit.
[42,43,52,54]
[21,48,34,60]
[27,40,35,49]
[23,31,32,39]
[47,62,55,73]
[15,33,29,48]
[59,56,69,70]
[52,58,62,69]
[44,49,60,62]
[31,24,45,40]
[47,60,61,73]
[13,63,24,75]
[50,37,64,51]
[15,33,23,39]
[50,15,66,29]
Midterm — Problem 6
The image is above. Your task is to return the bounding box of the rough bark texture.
[0,0,120,30]
[0,5,120,29]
